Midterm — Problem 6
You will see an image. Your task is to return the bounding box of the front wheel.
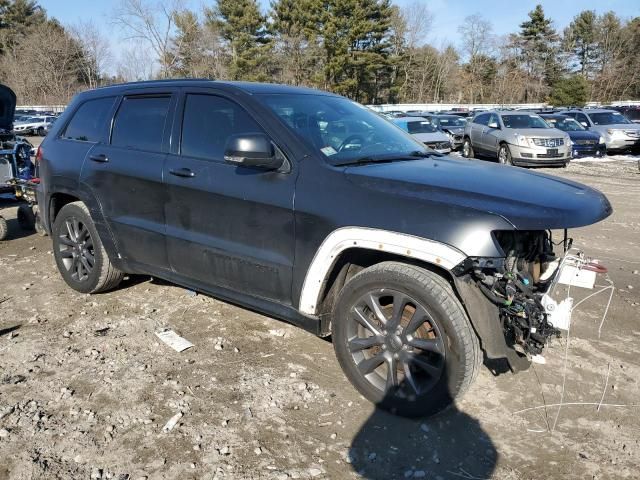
[37,127,45,136]
[497,144,513,165]
[462,138,474,158]
[17,204,36,230]
[332,262,482,417]
[52,202,124,293]
[0,216,7,240]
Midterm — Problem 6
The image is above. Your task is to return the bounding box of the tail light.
[35,145,43,163]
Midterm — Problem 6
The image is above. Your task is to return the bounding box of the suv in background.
[462,111,571,167]
[609,105,640,124]
[391,116,451,153]
[37,80,612,417]
[563,109,640,153]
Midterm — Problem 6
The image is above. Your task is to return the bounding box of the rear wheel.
[52,202,124,293]
[462,138,474,158]
[17,204,35,231]
[332,262,482,417]
[37,127,44,136]
[498,143,513,165]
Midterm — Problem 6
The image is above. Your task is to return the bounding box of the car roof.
[567,108,617,114]
[392,116,428,122]
[87,79,338,97]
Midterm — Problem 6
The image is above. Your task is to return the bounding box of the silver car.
[391,116,452,153]
[462,111,571,167]
[563,109,640,152]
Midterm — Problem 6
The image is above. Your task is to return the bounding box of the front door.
[163,91,296,303]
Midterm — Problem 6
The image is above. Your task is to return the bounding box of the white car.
[391,116,452,153]
[13,115,56,136]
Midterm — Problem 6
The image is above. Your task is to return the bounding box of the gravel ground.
[0,148,639,480]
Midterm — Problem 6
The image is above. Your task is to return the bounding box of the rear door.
[470,113,489,152]
[484,113,501,155]
[163,89,296,303]
[80,90,176,272]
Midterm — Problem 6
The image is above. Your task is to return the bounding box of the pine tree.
[206,0,272,81]
[0,0,46,53]
[564,10,599,78]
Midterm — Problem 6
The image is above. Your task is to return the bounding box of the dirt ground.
[0,147,639,480]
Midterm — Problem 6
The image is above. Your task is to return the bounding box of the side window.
[181,94,264,161]
[576,113,589,125]
[488,114,499,127]
[474,114,489,126]
[62,97,116,142]
[111,95,171,152]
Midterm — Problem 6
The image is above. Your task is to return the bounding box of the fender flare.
[298,227,467,315]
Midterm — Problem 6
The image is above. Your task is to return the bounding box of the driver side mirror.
[580,122,588,128]
[224,134,284,170]
[488,121,499,129]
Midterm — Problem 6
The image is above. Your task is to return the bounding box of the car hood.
[411,132,450,143]
[0,84,16,131]
[596,123,640,131]
[567,130,600,141]
[442,126,465,134]
[505,128,566,138]
[344,156,612,231]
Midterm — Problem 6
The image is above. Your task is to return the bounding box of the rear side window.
[63,97,116,142]
[111,96,171,152]
[181,94,264,161]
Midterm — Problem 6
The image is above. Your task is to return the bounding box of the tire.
[52,201,124,293]
[37,127,44,137]
[34,207,47,236]
[17,204,36,231]
[0,216,7,241]
[498,143,513,165]
[462,137,474,158]
[331,262,482,418]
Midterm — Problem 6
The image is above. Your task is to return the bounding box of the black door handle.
[169,168,195,178]
[89,154,108,163]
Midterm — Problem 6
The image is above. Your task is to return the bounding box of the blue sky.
[41,0,639,66]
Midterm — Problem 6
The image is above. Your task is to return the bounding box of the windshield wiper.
[334,150,439,166]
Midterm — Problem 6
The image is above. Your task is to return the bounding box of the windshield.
[258,94,428,165]
[501,114,549,129]
[405,120,438,134]
[590,112,631,125]
[621,109,640,121]
[543,117,585,132]
[435,116,466,127]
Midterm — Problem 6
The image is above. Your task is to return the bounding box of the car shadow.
[348,372,497,479]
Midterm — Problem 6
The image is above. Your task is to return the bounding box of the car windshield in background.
[407,120,438,134]
[544,117,585,131]
[501,114,549,129]
[436,116,466,127]
[590,112,632,125]
[257,94,427,165]
[622,110,640,121]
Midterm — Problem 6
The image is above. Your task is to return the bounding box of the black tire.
[0,216,7,241]
[462,137,474,158]
[17,204,36,231]
[332,262,482,418]
[37,127,44,136]
[497,143,513,165]
[52,201,124,293]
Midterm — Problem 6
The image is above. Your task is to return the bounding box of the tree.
[564,10,599,78]
[511,4,560,102]
[458,14,494,103]
[113,0,182,78]
[548,75,588,106]
[0,0,45,53]
[70,20,112,89]
[206,0,271,81]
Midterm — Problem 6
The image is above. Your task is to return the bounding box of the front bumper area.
[508,142,571,166]
[571,143,607,158]
[605,136,640,152]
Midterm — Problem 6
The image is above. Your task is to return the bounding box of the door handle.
[89,153,109,163]
[169,167,196,178]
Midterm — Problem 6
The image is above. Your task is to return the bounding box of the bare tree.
[113,0,183,78]
[115,45,157,81]
[70,20,112,89]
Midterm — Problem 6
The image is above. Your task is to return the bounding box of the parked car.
[37,80,612,417]
[462,111,571,167]
[421,114,467,149]
[540,114,606,158]
[391,116,452,153]
[563,109,640,153]
[13,115,56,136]
[609,105,640,124]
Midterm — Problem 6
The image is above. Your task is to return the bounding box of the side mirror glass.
[224,134,283,170]
[580,122,588,128]
[488,121,499,129]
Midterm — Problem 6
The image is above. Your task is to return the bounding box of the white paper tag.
[320,146,337,156]
[156,329,194,352]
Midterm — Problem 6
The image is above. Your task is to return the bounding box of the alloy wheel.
[57,217,95,282]
[346,289,446,400]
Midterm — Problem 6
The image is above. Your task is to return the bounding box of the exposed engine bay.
[471,230,564,357]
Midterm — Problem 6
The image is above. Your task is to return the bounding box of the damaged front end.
[453,229,604,372]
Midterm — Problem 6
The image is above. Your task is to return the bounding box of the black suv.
[37,80,612,417]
